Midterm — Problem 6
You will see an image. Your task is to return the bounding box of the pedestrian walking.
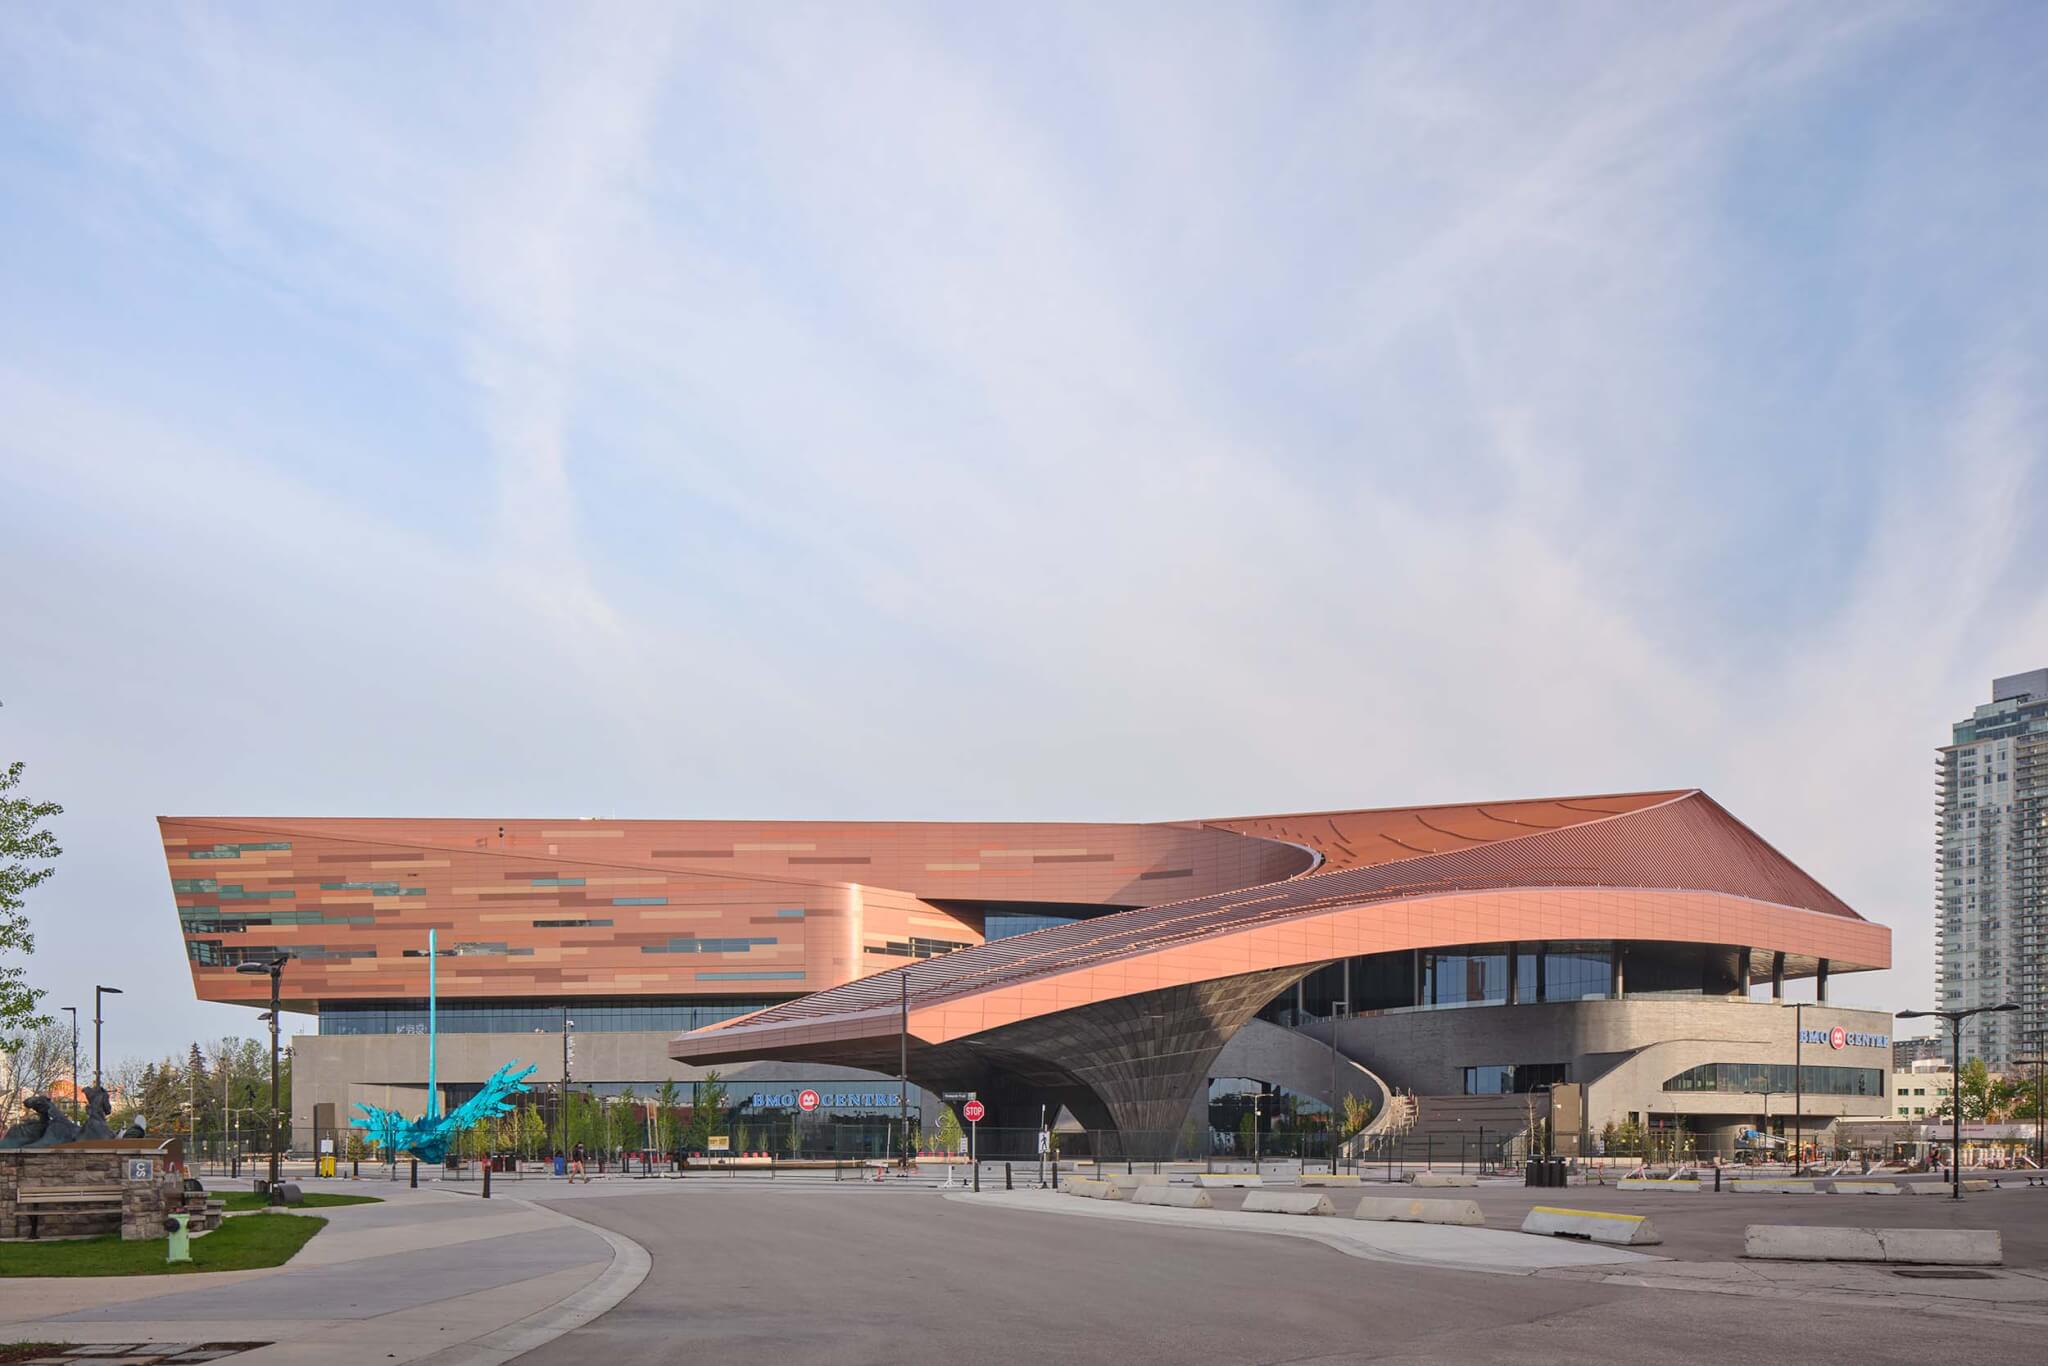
[572,1141,588,1183]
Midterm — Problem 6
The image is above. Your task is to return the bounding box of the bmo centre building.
[161,789,1896,1157]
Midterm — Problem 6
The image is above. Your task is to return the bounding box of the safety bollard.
[974,1160,980,1193]
[351,1158,359,1180]
[1005,1162,1013,1190]
[410,1158,418,1189]
[483,1163,492,1199]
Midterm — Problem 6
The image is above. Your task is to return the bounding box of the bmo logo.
[1829,1026,1847,1051]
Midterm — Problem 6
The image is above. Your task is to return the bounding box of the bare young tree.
[2,1019,72,1125]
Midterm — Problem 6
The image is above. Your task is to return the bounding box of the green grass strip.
[0,1211,327,1277]
[219,1190,382,1212]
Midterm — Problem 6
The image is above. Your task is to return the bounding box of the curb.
[409,1199,652,1366]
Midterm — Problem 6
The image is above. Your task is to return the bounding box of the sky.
[1,2,2044,1067]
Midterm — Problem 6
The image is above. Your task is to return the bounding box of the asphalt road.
[516,1186,2037,1366]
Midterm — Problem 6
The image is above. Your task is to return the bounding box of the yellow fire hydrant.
[164,1212,191,1264]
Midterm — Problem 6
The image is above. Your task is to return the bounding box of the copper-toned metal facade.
[161,792,1888,1143]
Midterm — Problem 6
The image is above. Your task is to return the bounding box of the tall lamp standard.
[62,1006,78,1119]
[1896,1003,2018,1199]
[2013,1056,2046,1172]
[92,984,123,1092]
[235,955,289,1203]
[1326,963,1351,1174]
[1790,1001,1806,1174]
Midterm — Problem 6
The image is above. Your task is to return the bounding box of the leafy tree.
[1236,1111,1256,1156]
[1340,1094,1376,1139]
[1941,1059,1994,1123]
[520,1104,548,1160]
[683,1071,727,1151]
[654,1080,681,1155]
[184,1043,212,1143]
[617,1086,640,1151]
[138,1060,179,1135]
[936,1105,964,1155]
[0,749,61,1047]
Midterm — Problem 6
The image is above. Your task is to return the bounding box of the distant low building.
[1890,1065,1953,1120]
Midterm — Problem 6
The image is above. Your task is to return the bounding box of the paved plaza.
[1,1173,2042,1364]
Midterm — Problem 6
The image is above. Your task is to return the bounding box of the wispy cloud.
[0,1,2042,1043]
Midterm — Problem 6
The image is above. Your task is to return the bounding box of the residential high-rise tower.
[1936,669,2048,1069]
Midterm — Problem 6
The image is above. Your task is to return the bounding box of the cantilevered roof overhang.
[670,790,1888,1072]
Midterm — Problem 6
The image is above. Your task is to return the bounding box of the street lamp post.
[1328,963,1351,1174]
[235,955,289,1202]
[1791,1001,1805,1175]
[2013,1056,2046,1172]
[560,1008,575,1169]
[92,984,122,1092]
[898,971,910,1168]
[61,1006,78,1119]
[1897,1003,2019,1199]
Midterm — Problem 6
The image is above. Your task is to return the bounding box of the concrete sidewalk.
[946,1188,1658,1272]
[960,1186,2048,1323]
[0,1181,648,1365]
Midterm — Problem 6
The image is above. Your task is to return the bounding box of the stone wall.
[2,1142,181,1241]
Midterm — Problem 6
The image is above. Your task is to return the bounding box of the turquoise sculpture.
[349,929,537,1162]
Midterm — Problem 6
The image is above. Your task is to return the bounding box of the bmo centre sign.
[745,1088,902,1111]
[1798,1026,1890,1051]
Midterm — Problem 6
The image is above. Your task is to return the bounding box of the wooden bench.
[16,1185,124,1239]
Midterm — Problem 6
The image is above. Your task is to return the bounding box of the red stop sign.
[962,1100,986,1123]
[797,1089,820,1112]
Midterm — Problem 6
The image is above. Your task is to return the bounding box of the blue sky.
[2,2,2044,1061]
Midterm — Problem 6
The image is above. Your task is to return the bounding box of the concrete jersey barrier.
[1105,1174,1169,1191]
[1241,1190,1335,1216]
[1132,1185,1213,1210]
[1353,1196,1484,1227]
[1407,1173,1479,1188]
[1727,1179,1819,1194]
[1521,1206,1662,1246]
[1196,1173,1264,1188]
[1909,1179,1993,1194]
[1618,1177,1700,1191]
[1299,1174,1363,1187]
[1830,1181,1904,1196]
[1064,1177,1118,1200]
[1744,1225,2002,1265]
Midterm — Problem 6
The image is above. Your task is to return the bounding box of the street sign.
[962,1099,986,1123]
[797,1089,820,1113]
[1036,1130,1050,1154]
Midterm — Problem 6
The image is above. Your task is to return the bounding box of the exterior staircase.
[1356,1093,1544,1165]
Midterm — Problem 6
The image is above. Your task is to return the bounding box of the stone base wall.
[2,1143,182,1241]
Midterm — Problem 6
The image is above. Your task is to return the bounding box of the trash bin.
[553,1154,567,1177]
